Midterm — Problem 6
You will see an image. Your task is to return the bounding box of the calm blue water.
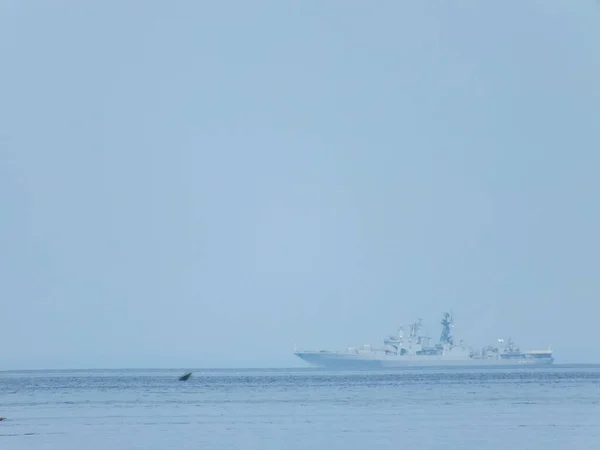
[1,366,599,449]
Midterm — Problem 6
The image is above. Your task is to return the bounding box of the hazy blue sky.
[1,1,598,369]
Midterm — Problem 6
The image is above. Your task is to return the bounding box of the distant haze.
[1,1,598,369]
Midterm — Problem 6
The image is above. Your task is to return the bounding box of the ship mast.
[440,311,454,346]
[409,318,423,341]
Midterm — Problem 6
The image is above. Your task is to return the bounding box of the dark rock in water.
[0,417,5,422]
[179,372,192,381]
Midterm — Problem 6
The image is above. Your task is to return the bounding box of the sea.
[1,365,599,449]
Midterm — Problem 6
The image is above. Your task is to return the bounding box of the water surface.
[1,366,598,449]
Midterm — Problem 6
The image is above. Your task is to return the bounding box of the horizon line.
[2,362,600,373]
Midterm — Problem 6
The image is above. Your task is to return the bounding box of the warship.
[294,312,554,369]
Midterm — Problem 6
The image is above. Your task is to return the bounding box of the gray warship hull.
[294,351,554,369]
[294,311,554,369]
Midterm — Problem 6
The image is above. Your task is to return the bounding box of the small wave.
[0,432,37,437]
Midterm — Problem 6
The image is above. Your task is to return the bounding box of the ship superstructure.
[294,311,553,369]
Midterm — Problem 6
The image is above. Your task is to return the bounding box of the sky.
[0,0,599,369]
